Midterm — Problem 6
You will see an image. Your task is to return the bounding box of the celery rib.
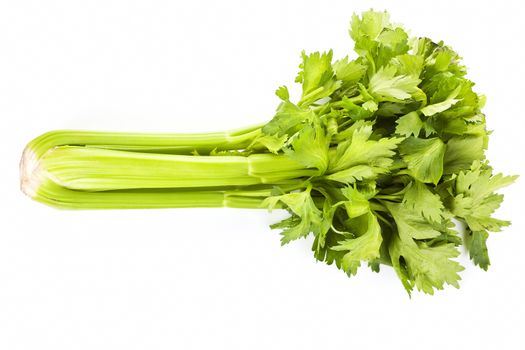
[20,129,312,209]
[37,145,311,191]
[27,124,264,158]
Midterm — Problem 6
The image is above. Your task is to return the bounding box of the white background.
[1,0,524,349]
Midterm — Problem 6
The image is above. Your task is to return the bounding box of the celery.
[20,10,516,295]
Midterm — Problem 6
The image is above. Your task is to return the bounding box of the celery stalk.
[38,145,313,191]
[26,124,264,158]
[20,128,311,209]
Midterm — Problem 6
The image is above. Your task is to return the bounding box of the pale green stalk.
[26,123,264,158]
[39,146,314,191]
[20,127,314,209]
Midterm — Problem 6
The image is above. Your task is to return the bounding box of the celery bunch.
[21,10,516,295]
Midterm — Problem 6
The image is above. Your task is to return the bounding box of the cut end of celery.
[20,146,43,199]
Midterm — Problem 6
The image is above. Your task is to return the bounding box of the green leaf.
[399,137,445,184]
[333,57,367,87]
[391,54,424,77]
[386,201,463,295]
[350,10,391,57]
[275,85,290,101]
[296,50,333,94]
[349,10,410,69]
[341,186,370,219]
[457,165,517,201]
[253,133,288,154]
[331,212,382,276]
[387,202,441,240]
[389,237,463,295]
[375,27,410,67]
[368,65,421,102]
[395,111,423,137]
[316,199,337,251]
[420,85,461,116]
[329,124,401,174]
[284,122,329,174]
[296,51,341,106]
[443,135,486,174]
[264,188,323,245]
[450,163,517,233]
[350,10,390,44]
[324,165,379,184]
[262,101,315,136]
[465,229,490,270]
[403,180,444,223]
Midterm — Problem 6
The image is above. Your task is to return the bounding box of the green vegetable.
[20,10,516,295]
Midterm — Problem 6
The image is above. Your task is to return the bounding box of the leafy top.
[253,10,516,295]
